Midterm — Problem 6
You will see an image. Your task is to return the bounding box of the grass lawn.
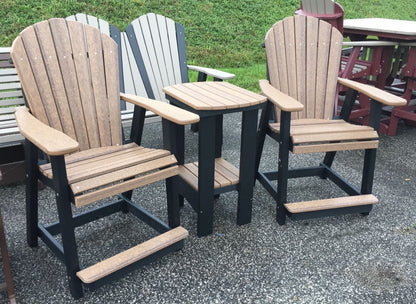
[1,0,416,91]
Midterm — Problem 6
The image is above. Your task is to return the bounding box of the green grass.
[1,0,416,90]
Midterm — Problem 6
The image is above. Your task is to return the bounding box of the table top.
[163,82,266,111]
[344,18,416,39]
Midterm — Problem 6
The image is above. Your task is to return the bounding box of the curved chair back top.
[265,15,343,120]
[11,19,122,150]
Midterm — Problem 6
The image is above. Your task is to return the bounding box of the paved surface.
[0,114,415,303]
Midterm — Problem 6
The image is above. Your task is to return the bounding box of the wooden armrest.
[120,93,200,125]
[259,80,304,112]
[342,41,398,47]
[337,78,406,107]
[187,65,235,80]
[15,107,79,156]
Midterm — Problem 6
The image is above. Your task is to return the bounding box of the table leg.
[197,116,216,237]
[237,109,258,225]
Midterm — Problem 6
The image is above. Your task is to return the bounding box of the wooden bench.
[0,47,25,185]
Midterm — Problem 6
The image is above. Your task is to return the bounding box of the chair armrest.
[187,65,235,80]
[15,107,79,156]
[342,41,398,47]
[259,80,304,112]
[120,93,200,125]
[337,78,406,106]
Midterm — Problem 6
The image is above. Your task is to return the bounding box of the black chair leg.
[166,176,181,228]
[25,140,39,247]
[276,111,291,225]
[51,156,83,299]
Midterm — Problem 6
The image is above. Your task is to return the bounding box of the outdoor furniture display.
[295,1,398,122]
[344,18,416,135]
[0,209,16,304]
[124,13,235,134]
[164,82,266,237]
[11,18,200,298]
[255,15,406,224]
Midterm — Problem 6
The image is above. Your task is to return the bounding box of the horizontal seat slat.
[76,226,188,284]
[71,155,177,194]
[289,123,374,135]
[0,75,20,82]
[40,143,138,171]
[0,98,24,107]
[284,194,378,213]
[0,133,24,146]
[0,68,17,76]
[0,126,19,135]
[179,158,239,191]
[66,149,171,183]
[292,140,379,154]
[0,90,23,99]
[74,166,178,207]
[292,130,379,144]
[0,82,21,91]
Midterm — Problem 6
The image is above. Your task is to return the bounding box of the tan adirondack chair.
[255,16,406,224]
[11,18,199,298]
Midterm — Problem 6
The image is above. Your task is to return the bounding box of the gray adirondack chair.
[124,13,235,136]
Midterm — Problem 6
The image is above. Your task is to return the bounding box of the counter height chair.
[255,15,406,224]
[11,18,199,298]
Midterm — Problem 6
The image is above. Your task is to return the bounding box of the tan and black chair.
[11,18,199,298]
[255,15,406,224]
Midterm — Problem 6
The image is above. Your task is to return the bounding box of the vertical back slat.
[167,19,182,84]
[120,33,136,95]
[147,14,170,90]
[75,13,88,24]
[274,22,289,95]
[102,32,122,145]
[67,20,101,148]
[98,19,110,36]
[315,20,332,119]
[20,24,63,131]
[34,21,77,140]
[283,18,297,99]
[294,15,307,119]
[121,32,148,111]
[265,28,279,89]
[86,15,99,29]
[302,0,312,12]
[84,25,111,147]
[156,15,174,86]
[10,38,49,124]
[317,0,325,14]
[324,27,342,119]
[131,19,164,101]
[324,0,335,13]
[49,18,90,150]
[305,17,318,118]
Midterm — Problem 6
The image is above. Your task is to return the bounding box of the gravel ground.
[0,113,415,304]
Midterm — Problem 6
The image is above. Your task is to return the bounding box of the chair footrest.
[284,194,378,214]
[76,227,188,284]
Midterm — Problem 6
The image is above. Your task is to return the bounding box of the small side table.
[163,82,266,237]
